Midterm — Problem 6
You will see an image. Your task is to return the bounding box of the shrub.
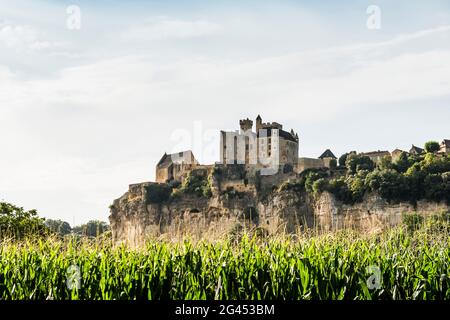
[180,171,212,198]
[346,154,375,174]
[402,213,424,233]
[424,141,440,154]
[145,183,172,204]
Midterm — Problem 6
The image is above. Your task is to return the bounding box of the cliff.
[109,182,449,246]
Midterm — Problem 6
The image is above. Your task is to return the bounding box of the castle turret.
[239,118,253,132]
[256,115,262,133]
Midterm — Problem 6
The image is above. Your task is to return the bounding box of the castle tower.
[256,115,262,133]
[239,118,253,132]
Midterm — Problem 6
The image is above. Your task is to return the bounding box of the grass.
[0,225,449,300]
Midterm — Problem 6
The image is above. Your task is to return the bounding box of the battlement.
[239,118,253,132]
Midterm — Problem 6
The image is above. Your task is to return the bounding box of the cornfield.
[0,227,449,300]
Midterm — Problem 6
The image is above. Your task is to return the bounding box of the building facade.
[220,115,299,171]
[155,150,198,183]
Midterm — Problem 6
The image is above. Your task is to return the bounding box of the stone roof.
[156,150,196,168]
[319,149,337,159]
[410,145,424,155]
[257,128,298,143]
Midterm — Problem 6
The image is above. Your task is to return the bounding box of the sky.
[1,0,450,225]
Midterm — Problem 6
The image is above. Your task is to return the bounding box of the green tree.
[72,220,109,237]
[44,219,72,236]
[346,154,375,174]
[338,151,356,167]
[329,159,337,170]
[0,202,46,239]
[424,141,440,154]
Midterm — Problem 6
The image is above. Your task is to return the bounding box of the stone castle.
[155,115,336,188]
[109,116,450,246]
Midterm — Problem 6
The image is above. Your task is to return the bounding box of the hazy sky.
[1,0,450,224]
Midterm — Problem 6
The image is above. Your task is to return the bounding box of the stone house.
[155,150,199,183]
[409,145,425,155]
[439,140,450,155]
[391,149,405,161]
[361,150,391,164]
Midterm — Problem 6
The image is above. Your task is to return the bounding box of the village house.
[439,140,450,155]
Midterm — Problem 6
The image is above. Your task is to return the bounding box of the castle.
[155,115,336,185]
[111,119,449,245]
[155,116,450,186]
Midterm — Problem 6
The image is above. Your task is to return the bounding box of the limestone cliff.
[109,182,449,246]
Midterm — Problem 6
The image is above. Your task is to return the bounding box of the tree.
[338,151,356,167]
[0,202,46,239]
[393,152,411,173]
[346,154,375,174]
[72,220,109,237]
[329,159,337,170]
[45,219,72,236]
[424,141,440,154]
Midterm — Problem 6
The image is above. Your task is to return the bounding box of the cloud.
[0,22,62,51]
[120,17,220,41]
[2,18,450,223]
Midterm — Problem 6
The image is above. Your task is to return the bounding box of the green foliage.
[72,220,109,238]
[1,228,450,300]
[338,151,355,167]
[327,177,353,204]
[402,213,424,233]
[329,159,337,170]
[45,219,72,236]
[309,149,450,205]
[302,169,328,194]
[179,171,212,198]
[424,141,440,154]
[312,178,328,195]
[346,154,375,174]
[145,183,172,204]
[0,202,46,239]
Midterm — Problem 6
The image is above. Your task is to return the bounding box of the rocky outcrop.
[109,183,450,246]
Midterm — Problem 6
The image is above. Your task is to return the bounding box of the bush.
[402,213,424,233]
[145,183,172,204]
[179,171,212,198]
[424,141,440,154]
[346,154,375,174]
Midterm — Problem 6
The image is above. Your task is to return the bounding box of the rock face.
[109,183,449,247]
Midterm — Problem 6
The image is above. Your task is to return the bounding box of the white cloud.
[2,5,450,224]
[0,22,62,51]
[121,17,220,41]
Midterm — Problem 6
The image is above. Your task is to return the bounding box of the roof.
[362,150,390,157]
[257,128,297,143]
[442,140,450,148]
[319,149,337,159]
[410,145,424,154]
[156,150,196,168]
